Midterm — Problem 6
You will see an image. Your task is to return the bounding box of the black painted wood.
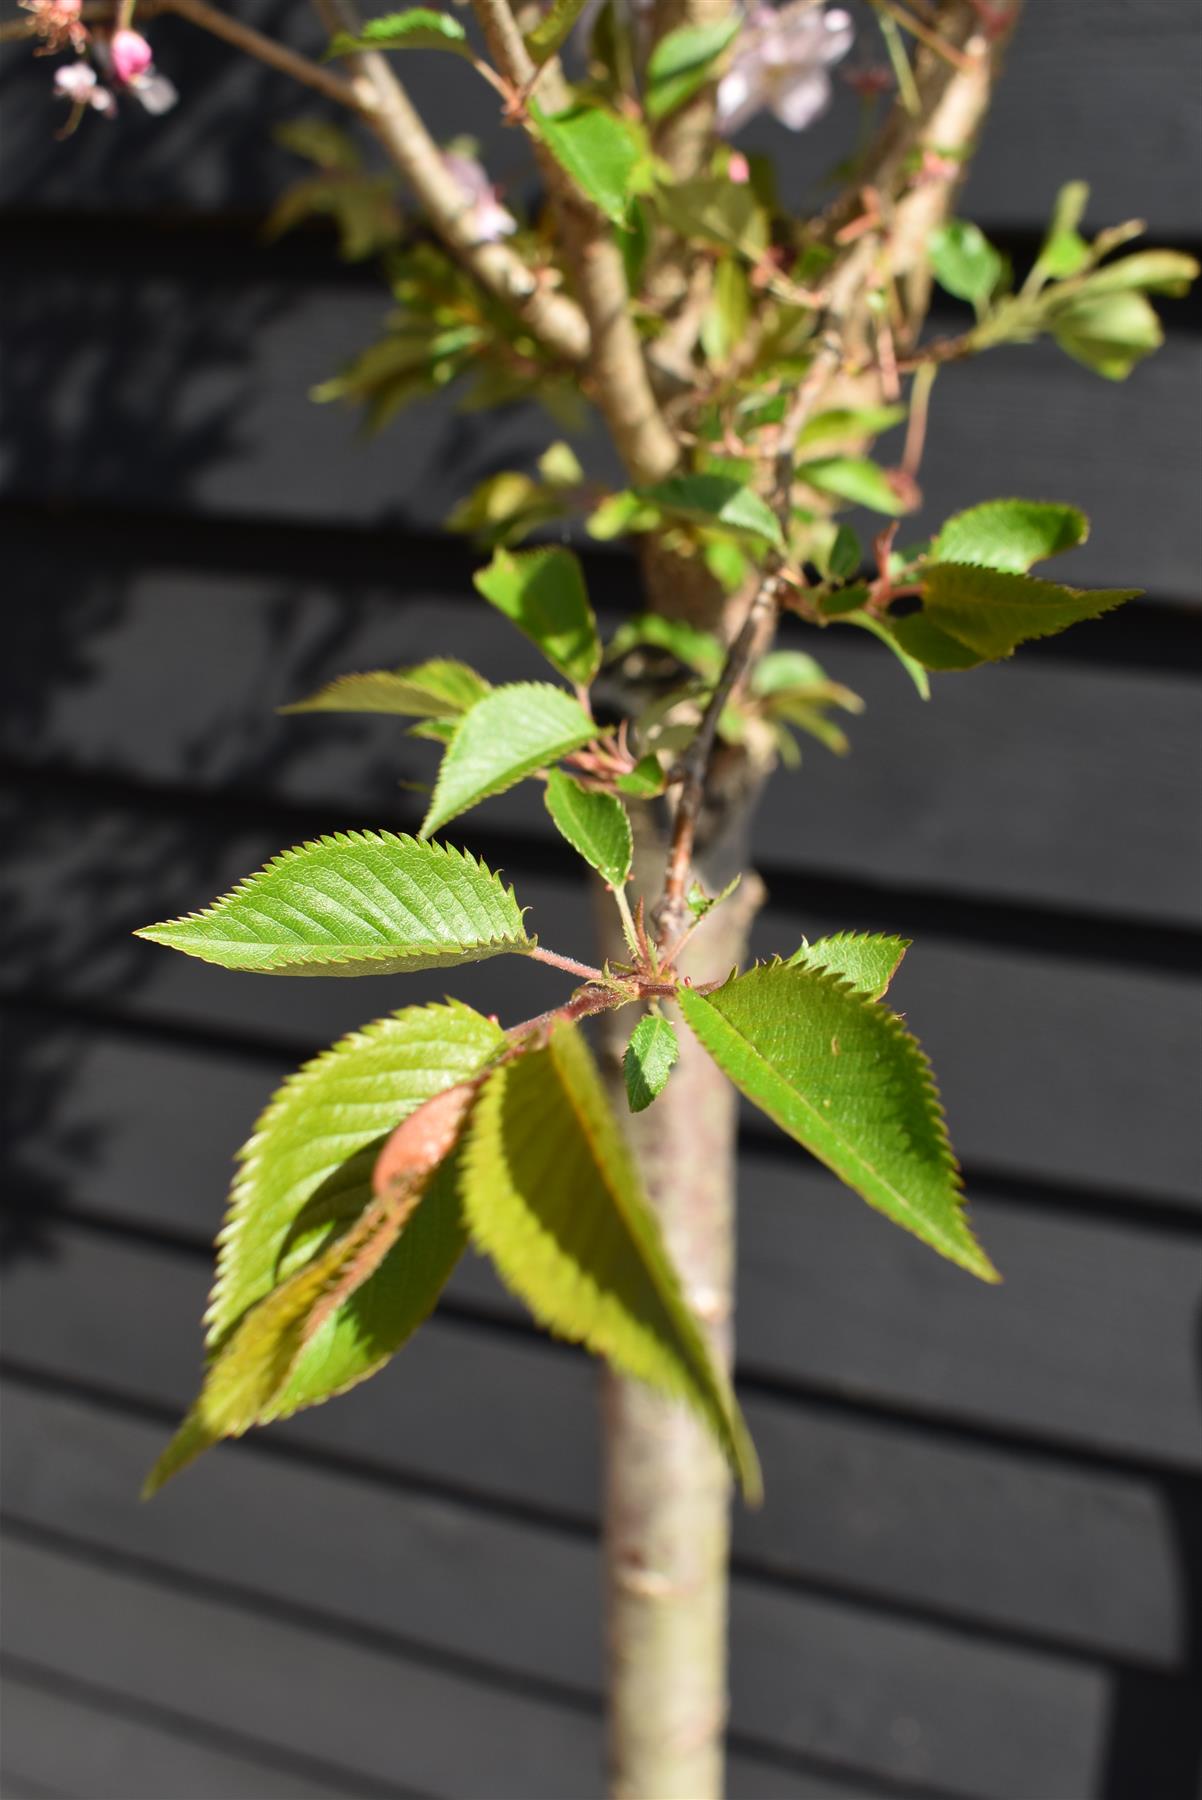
[3,3,1201,1794]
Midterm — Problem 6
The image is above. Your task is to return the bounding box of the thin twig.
[163,0,364,107]
[312,0,590,365]
[529,945,611,981]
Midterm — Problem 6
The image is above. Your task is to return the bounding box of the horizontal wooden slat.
[0,1369,1183,1675]
[1,1462,1110,1797]
[6,1047,1198,1463]
[5,555,1199,929]
[2,260,1198,596]
[0,1671,372,1800]
[1,0,1198,237]
[5,796,1199,1203]
[1,1536,606,1800]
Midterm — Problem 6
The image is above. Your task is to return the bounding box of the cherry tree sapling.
[9,0,1196,1792]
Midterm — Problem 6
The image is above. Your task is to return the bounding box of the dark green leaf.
[679,965,997,1280]
[623,1014,680,1112]
[544,770,633,887]
[911,562,1140,664]
[641,473,784,549]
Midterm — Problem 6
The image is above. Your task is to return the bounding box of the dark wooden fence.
[2,3,1200,1795]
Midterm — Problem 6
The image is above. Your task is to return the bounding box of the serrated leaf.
[929,219,1005,311]
[641,474,784,549]
[474,546,601,686]
[624,1015,680,1112]
[530,101,643,225]
[281,659,491,720]
[136,832,532,975]
[798,457,907,516]
[524,0,590,62]
[786,931,909,999]
[146,1002,503,1493]
[645,14,740,121]
[327,8,472,57]
[420,683,595,837]
[911,563,1140,664]
[606,612,725,681]
[544,770,632,888]
[686,873,740,921]
[889,612,982,672]
[679,965,996,1280]
[932,500,1088,573]
[461,1023,760,1496]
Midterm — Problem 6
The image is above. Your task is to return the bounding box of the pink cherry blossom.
[443,150,517,244]
[110,28,153,84]
[717,2,854,135]
[20,0,87,55]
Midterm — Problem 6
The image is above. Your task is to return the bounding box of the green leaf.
[641,474,784,549]
[606,612,725,681]
[825,523,862,581]
[645,13,740,121]
[929,220,1005,311]
[786,931,909,1000]
[624,1015,680,1112]
[700,257,751,364]
[524,0,590,63]
[686,873,740,921]
[1050,289,1164,380]
[281,659,491,720]
[679,965,997,1281]
[461,1023,760,1496]
[615,754,668,798]
[798,457,907,516]
[530,101,644,225]
[911,562,1141,664]
[586,489,663,540]
[795,405,907,450]
[845,604,928,687]
[888,612,981,673]
[1076,249,1199,299]
[544,770,633,888]
[327,8,472,57]
[474,546,601,687]
[932,500,1088,573]
[146,1001,503,1493]
[420,683,595,837]
[136,832,532,975]
[274,117,362,172]
[655,174,769,260]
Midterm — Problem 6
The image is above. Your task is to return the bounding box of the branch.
[653,2,1023,941]
[470,0,680,484]
[312,0,590,365]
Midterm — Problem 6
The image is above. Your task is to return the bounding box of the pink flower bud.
[110,28,153,85]
[727,151,751,185]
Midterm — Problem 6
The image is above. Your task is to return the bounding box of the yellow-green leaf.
[461,1023,760,1497]
[420,683,596,837]
[474,546,601,686]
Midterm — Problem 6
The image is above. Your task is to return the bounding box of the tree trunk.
[596,717,765,1799]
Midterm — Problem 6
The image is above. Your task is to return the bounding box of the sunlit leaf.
[786,931,909,999]
[420,683,595,836]
[932,500,1088,573]
[281,659,491,719]
[679,964,997,1280]
[544,770,633,888]
[136,833,532,974]
[327,8,473,57]
[461,1023,761,1496]
[530,100,644,225]
[798,457,908,516]
[641,473,784,549]
[474,546,601,686]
